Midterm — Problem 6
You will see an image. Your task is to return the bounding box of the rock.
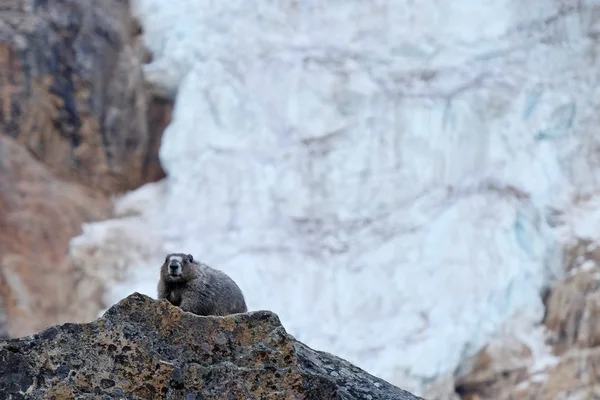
[544,267,600,352]
[0,293,424,400]
[455,339,533,398]
[454,238,600,399]
[0,134,112,338]
[455,346,600,400]
[543,239,600,351]
[509,347,600,399]
[0,0,168,193]
[452,320,560,400]
[0,0,172,337]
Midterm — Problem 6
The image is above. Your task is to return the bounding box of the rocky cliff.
[0,0,171,337]
[0,293,423,400]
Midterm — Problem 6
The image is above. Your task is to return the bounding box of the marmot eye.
[165,256,169,263]
[187,254,193,262]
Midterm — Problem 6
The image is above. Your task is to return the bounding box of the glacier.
[68,0,600,395]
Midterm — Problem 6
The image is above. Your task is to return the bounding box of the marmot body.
[157,253,247,316]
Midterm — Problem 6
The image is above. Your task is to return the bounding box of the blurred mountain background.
[1,0,600,398]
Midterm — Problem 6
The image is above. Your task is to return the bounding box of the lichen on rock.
[0,293,423,399]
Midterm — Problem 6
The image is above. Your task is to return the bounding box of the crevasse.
[69,0,600,394]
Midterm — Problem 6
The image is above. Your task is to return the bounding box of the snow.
[68,0,600,395]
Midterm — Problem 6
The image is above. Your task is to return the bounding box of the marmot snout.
[157,253,248,316]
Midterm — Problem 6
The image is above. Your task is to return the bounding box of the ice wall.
[69,0,600,394]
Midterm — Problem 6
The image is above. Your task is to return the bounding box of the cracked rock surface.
[0,293,423,400]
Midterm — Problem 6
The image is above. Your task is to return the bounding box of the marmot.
[157,253,248,316]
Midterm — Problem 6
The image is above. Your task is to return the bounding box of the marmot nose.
[168,261,180,270]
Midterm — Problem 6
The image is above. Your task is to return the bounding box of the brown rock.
[544,267,600,352]
[455,240,600,400]
[454,338,535,400]
[0,0,168,194]
[0,0,172,337]
[516,347,600,399]
[0,293,425,400]
[0,134,112,337]
[458,346,600,399]
[455,338,533,391]
[562,238,600,274]
[544,237,600,353]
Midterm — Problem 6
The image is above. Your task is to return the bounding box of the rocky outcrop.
[0,293,423,400]
[0,0,172,338]
[0,0,168,192]
[454,238,600,399]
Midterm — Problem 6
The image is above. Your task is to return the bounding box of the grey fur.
[157,253,248,316]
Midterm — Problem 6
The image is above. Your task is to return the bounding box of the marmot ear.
[187,254,193,262]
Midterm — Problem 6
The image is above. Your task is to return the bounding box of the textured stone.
[0,0,172,337]
[0,293,423,400]
[457,346,600,400]
[455,339,533,396]
[0,0,167,192]
[545,267,600,352]
[543,238,600,353]
[454,242,600,400]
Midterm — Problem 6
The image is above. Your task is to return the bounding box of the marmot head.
[162,253,196,283]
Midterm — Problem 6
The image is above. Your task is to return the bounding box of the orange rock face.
[0,0,171,337]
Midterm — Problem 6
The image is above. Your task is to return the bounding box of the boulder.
[0,293,424,400]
